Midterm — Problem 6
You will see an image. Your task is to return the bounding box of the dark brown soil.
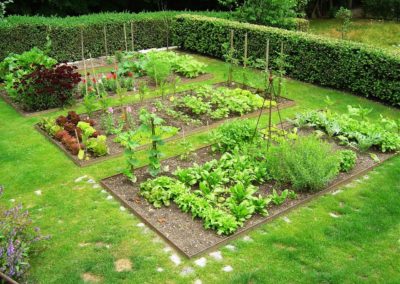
[100,129,395,258]
[36,82,294,167]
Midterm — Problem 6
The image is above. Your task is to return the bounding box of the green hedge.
[0,11,229,62]
[173,15,400,106]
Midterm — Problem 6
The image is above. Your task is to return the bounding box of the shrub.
[268,136,340,192]
[338,149,357,172]
[173,15,400,106]
[0,11,229,62]
[0,189,49,281]
[17,63,81,111]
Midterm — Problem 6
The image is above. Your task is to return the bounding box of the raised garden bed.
[100,128,396,258]
[35,82,295,166]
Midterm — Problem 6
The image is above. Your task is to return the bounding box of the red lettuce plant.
[16,63,81,111]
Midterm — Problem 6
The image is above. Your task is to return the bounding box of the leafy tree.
[223,0,297,25]
[335,6,352,39]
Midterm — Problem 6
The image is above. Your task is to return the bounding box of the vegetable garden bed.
[100,129,396,258]
[0,72,214,117]
[35,82,295,167]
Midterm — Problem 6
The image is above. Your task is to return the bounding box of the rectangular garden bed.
[0,72,214,117]
[35,82,295,167]
[100,128,396,258]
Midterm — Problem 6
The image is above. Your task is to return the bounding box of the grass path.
[0,54,399,283]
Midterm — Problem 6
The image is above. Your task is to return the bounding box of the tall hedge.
[0,11,229,62]
[173,15,400,106]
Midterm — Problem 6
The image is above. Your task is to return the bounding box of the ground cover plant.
[1,51,400,283]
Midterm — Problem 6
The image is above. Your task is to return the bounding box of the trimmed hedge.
[173,15,400,106]
[0,11,229,62]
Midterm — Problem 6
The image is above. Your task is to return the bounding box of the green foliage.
[142,52,172,87]
[0,47,57,99]
[362,0,400,20]
[173,14,400,106]
[268,136,340,192]
[121,131,139,183]
[335,7,352,39]
[236,0,298,28]
[139,176,178,208]
[338,149,357,173]
[269,189,288,205]
[0,0,12,21]
[86,135,108,157]
[292,108,400,152]
[211,119,259,152]
[0,11,228,62]
[174,86,267,121]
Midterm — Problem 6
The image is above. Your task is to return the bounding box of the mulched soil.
[37,82,294,166]
[100,128,395,258]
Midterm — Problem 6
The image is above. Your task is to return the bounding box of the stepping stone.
[243,236,253,242]
[75,175,87,183]
[137,223,145,228]
[87,179,96,184]
[106,195,113,200]
[34,190,42,196]
[283,216,291,223]
[329,212,340,218]
[194,257,207,267]
[332,189,343,195]
[170,254,181,266]
[9,199,15,203]
[345,183,354,188]
[363,175,370,180]
[120,206,126,212]
[180,266,194,276]
[156,267,164,272]
[82,272,102,283]
[194,280,202,284]
[225,244,236,251]
[93,184,100,189]
[163,246,172,253]
[222,265,233,272]
[114,258,132,272]
[101,190,107,194]
[209,251,223,261]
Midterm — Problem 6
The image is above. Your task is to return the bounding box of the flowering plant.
[0,189,50,281]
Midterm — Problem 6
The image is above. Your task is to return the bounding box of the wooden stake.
[265,39,270,74]
[230,30,234,50]
[80,28,88,97]
[103,25,108,56]
[244,32,248,68]
[123,23,128,52]
[130,21,134,51]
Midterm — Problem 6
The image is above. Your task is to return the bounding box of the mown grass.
[0,53,399,283]
[309,18,400,54]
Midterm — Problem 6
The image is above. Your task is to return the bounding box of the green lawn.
[309,18,400,54]
[0,53,399,283]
